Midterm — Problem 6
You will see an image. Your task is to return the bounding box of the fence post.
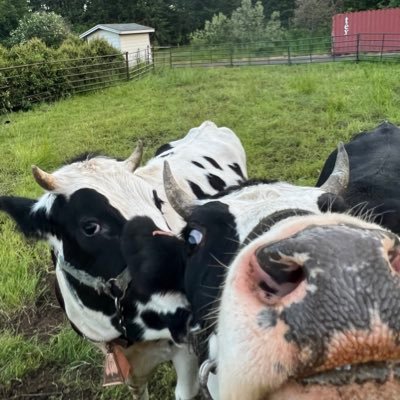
[169,47,172,68]
[190,47,193,67]
[380,33,385,61]
[356,33,360,62]
[230,46,233,67]
[125,52,130,80]
[287,43,291,65]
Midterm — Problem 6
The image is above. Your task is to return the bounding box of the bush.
[190,0,287,46]
[0,37,125,113]
[9,12,70,48]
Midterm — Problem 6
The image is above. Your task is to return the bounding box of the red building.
[332,8,400,55]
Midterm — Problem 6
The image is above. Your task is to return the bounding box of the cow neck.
[57,254,132,344]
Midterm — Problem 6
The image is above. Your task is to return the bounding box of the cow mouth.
[297,361,400,386]
[265,361,400,400]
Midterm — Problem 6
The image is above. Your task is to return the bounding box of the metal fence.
[2,33,400,114]
[0,48,153,113]
[153,33,400,68]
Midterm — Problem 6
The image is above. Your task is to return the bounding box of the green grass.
[1,62,400,397]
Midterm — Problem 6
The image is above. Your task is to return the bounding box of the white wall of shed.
[120,33,152,65]
[87,30,121,51]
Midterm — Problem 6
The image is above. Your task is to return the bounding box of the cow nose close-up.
[254,243,306,301]
[250,222,400,307]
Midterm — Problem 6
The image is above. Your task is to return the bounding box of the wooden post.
[125,52,130,80]
[356,33,360,62]
[380,33,385,61]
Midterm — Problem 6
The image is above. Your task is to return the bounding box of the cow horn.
[31,165,58,191]
[163,161,194,220]
[125,140,143,171]
[320,142,349,195]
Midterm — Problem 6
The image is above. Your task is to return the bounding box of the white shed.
[80,23,155,65]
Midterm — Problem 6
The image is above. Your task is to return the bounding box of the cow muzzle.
[216,214,400,400]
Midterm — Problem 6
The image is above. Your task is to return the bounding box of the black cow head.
[163,145,349,334]
[0,144,190,345]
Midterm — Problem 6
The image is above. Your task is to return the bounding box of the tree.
[264,11,287,41]
[191,0,287,45]
[230,0,266,42]
[262,0,296,28]
[191,13,231,44]
[293,0,337,34]
[9,12,71,48]
[0,0,28,42]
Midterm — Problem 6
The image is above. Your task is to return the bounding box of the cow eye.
[82,221,101,236]
[187,229,203,250]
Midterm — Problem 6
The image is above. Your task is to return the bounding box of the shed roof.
[80,23,155,39]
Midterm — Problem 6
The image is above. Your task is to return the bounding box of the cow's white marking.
[31,192,56,215]
[56,262,120,342]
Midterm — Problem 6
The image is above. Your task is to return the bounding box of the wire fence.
[0,48,153,113]
[2,33,400,114]
[153,33,400,68]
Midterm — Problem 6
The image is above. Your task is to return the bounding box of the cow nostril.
[255,246,306,301]
[389,247,400,274]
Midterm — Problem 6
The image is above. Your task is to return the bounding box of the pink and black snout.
[217,215,400,400]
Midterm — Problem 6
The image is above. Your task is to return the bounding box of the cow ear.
[0,196,50,238]
[317,193,348,213]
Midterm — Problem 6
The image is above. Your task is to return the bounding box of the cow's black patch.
[0,196,51,238]
[155,143,173,156]
[317,193,347,213]
[183,201,239,326]
[207,174,226,191]
[192,161,205,169]
[141,310,164,330]
[203,156,222,170]
[229,162,245,179]
[121,216,186,298]
[316,122,400,234]
[160,152,174,158]
[244,209,313,245]
[152,190,164,212]
[188,180,211,199]
[208,179,277,199]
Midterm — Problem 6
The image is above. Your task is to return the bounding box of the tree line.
[1,0,399,46]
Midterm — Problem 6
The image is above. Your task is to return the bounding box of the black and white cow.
[316,121,400,235]
[160,145,400,398]
[0,121,247,400]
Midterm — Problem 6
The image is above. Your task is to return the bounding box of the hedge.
[0,36,126,113]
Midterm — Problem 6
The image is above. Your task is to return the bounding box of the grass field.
[1,62,400,399]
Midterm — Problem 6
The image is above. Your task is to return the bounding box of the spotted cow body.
[162,144,400,400]
[0,121,247,400]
